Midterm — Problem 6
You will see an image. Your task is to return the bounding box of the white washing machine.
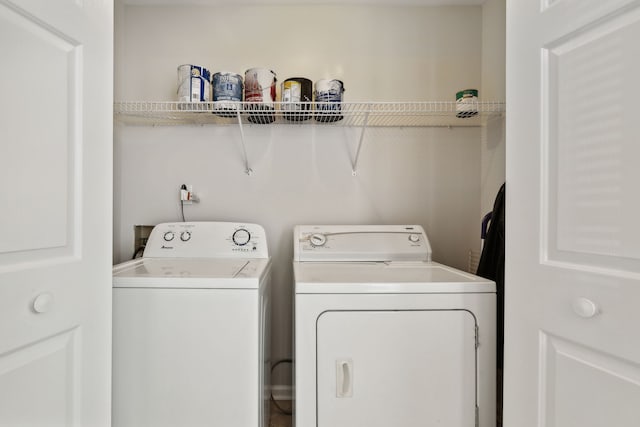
[293,225,496,427]
[112,221,272,427]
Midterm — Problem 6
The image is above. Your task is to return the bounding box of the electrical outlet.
[180,184,197,204]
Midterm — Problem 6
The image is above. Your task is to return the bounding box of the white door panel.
[506,0,640,425]
[539,333,640,426]
[0,329,80,426]
[0,3,75,258]
[0,1,80,265]
[317,310,477,427]
[544,5,640,276]
[0,0,112,426]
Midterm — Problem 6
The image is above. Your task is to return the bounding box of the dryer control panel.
[294,225,432,262]
[143,222,269,258]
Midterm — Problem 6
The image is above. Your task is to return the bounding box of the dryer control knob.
[408,234,421,243]
[310,233,327,247]
[180,231,191,242]
[163,231,175,242]
[232,229,251,246]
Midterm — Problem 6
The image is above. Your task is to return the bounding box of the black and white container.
[314,79,344,123]
[282,77,313,121]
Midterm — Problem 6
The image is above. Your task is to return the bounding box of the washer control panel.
[294,225,432,262]
[143,222,268,258]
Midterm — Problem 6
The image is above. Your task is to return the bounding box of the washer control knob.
[310,233,327,247]
[232,229,251,246]
[180,231,191,242]
[163,231,175,242]
[408,234,421,243]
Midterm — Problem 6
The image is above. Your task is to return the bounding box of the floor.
[268,398,503,426]
[269,400,292,427]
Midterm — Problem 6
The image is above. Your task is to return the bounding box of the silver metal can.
[177,64,211,102]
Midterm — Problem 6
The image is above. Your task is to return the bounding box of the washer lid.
[293,261,495,294]
[113,258,271,289]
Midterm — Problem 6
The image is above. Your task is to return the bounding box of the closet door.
[0,1,112,425]
[506,0,640,425]
[317,310,477,427]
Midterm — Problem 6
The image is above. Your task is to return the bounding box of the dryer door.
[317,310,477,427]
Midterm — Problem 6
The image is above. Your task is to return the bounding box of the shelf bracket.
[351,111,370,176]
[236,111,253,176]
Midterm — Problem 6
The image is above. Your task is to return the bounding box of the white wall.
[480,0,506,229]
[116,5,482,101]
[114,4,485,388]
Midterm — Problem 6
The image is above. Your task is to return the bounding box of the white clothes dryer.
[112,222,272,427]
[293,225,496,427]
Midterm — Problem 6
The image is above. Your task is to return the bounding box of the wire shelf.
[114,101,505,127]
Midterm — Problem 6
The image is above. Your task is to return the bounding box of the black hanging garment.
[476,183,505,361]
[476,183,505,426]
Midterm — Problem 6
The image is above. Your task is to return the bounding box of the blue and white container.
[177,64,211,102]
[314,79,344,122]
[212,72,243,117]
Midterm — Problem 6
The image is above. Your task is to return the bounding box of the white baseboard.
[271,385,293,401]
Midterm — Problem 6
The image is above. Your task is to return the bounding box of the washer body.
[293,225,496,427]
[112,222,272,427]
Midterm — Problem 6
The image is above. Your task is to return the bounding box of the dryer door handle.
[336,359,353,398]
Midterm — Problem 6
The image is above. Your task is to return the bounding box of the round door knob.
[33,293,54,314]
[572,297,599,318]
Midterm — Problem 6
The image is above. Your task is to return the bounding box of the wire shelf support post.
[235,109,253,176]
[351,110,370,176]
